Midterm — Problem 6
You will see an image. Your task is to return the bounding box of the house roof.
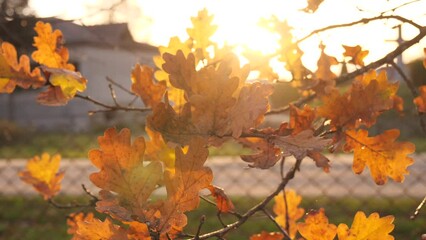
[0,17,157,52]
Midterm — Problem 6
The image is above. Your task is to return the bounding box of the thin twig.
[411,194,426,220]
[217,212,227,228]
[75,94,151,113]
[108,84,120,106]
[48,198,95,209]
[282,187,290,235]
[194,215,206,240]
[106,76,136,96]
[194,158,303,239]
[261,208,291,240]
[82,184,98,202]
[200,195,242,219]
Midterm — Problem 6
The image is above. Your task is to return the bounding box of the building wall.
[0,45,156,132]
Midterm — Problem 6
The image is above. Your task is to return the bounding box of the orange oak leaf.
[318,71,398,129]
[207,185,235,213]
[32,21,74,70]
[89,128,163,211]
[312,44,338,96]
[222,82,274,138]
[344,129,415,185]
[67,212,95,239]
[19,153,64,200]
[240,137,282,169]
[297,208,337,240]
[131,64,166,108]
[250,231,284,240]
[272,129,332,160]
[288,104,316,135]
[32,21,87,105]
[337,211,395,240]
[145,126,176,170]
[343,45,369,66]
[0,42,45,93]
[125,221,152,240]
[273,189,305,239]
[159,137,213,233]
[243,49,279,81]
[162,50,197,96]
[303,0,324,13]
[413,85,426,113]
[74,217,128,240]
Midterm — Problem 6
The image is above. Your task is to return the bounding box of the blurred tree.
[0,0,31,20]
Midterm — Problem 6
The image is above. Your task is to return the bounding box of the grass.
[0,195,424,239]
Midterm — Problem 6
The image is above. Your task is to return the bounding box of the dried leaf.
[272,130,332,160]
[345,129,415,185]
[74,217,128,240]
[273,189,305,239]
[414,85,426,113]
[207,185,235,213]
[19,153,64,200]
[243,49,279,81]
[297,208,337,240]
[42,66,87,98]
[36,85,69,106]
[343,45,369,66]
[186,8,217,60]
[240,137,282,169]
[89,128,163,211]
[131,64,166,107]
[159,137,213,233]
[303,0,324,13]
[0,42,45,93]
[312,44,338,96]
[337,211,395,240]
[250,231,284,240]
[67,212,95,238]
[288,104,316,135]
[145,126,175,170]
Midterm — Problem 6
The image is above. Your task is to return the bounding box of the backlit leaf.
[19,153,64,200]
[42,66,87,98]
[303,0,324,13]
[343,45,369,66]
[413,85,426,113]
[273,189,305,239]
[131,64,166,107]
[297,208,337,240]
[240,137,282,169]
[345,129,415,185]
[207,185,235,213]
[89,128,163,212]
[0,42,45,93]
[186,8,218,60]
[337,211,395,240]
[74,217,128,240]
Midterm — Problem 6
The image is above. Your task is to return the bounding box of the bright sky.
[29,0,426,78]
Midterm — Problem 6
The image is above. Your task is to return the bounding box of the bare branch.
[75,94,151,113]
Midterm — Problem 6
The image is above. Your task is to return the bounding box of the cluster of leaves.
[4,1,426,239]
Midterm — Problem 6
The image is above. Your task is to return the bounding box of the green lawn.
[0,195,424,239]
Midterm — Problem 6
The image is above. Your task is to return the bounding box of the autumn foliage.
[4,1,426,239]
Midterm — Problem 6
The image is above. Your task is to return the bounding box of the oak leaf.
[207,185,235,213]
[36,85,70,106]
[337,211,395,240]
[303,0,324,13]
[243,49,279,81]
[343,45,369,66]
[250,231,284,240]
[67,212,95,239]
[288,104,316,135]
[272,130,332,160]
[312,44,338,96]
[19,153,64,200]
[89,128,163,211]
[240,137,282,169]
[297,208,337,240]
[0,42,45,93]
[42,66,87,98]
[74,217,128,240]
[344,129,415,185]
[273,189,305,239]
[186,8,218,60]
[159,137,213,233]
[413,85,426,113]
[145,126,176,170]
[131,64,166,107]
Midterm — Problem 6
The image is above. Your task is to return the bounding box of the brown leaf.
[288,104,316,135]
[343,45,369,66]
[36,86,70,106]
[19,153,64,200]
[312,44,338,96]
[307,150,331,173]
[345,129,415,185]
[303,0,324,13]
[239,137,282,169]
[272,130,332,160]
[74,217,128,240]
[89,128,163,212]
[131,64,166,107]
[207,185,235,213]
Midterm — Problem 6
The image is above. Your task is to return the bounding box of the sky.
[28,0,426,78]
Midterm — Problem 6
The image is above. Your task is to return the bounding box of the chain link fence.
[1,150,426,238]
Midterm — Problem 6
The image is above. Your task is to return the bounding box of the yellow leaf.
[337,211,395,240]
[186,8,218,60]
[19,153,64,200]
[343,45,369,67]
[145,126,176,170]
[43,66,87,98]
[345,129,415,185]
[273,189,305,239]
[297,208,337,240]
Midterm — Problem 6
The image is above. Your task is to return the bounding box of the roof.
[0,17,157,52]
